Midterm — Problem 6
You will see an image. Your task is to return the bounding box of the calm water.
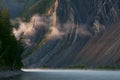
[2,69,120,80]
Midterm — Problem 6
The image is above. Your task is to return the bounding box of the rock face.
[74,22,120,67]
[21,0,120,68]
[57,0,120,32]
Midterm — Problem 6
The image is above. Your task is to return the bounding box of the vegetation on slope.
[22,0,56,18]
[96,66,120,70]
[0,0,5,8]
[0,9,23,70]
[67,64,120,70]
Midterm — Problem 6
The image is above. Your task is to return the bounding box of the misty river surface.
[3,69,120,80]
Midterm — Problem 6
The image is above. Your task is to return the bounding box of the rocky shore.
[0,71,23,79]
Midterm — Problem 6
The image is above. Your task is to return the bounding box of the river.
[2,69,120,80]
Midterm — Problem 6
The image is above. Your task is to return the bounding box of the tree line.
[0,9,23,70]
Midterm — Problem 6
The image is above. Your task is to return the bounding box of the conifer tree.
[0,9,23,69]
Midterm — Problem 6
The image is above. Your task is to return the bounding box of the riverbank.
[0,70,23,78]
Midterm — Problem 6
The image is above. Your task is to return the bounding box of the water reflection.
[2,70,120,80]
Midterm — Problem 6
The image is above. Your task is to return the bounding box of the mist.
[11,14,91,47]
[64,23,92,36]
[11,14,65,46]
[47,26,65,40]
[12,14,48,46]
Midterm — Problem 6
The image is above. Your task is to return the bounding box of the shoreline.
[0,70,23,79]
[21,68,120,72]
[0,68,120,78]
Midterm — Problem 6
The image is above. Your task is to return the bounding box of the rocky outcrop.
[21,0,120,68]
[74,22,120,67]
[57,0,120,33]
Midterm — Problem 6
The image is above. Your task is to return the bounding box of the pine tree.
[0,9,23,70]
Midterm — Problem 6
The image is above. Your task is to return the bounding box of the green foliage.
[67,65,120,70]
[41,65,49,69]
[22,0,55,18]
[67,64,120,70]
[96,66,120,70]
[0,40,2,50]
[68,64,86,69]
[0,0,4,7]
[0,9,23,70]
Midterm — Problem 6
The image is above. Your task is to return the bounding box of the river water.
[2,69,120,80]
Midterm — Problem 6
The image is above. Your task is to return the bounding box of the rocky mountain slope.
[74,22,120,68]
[1,0,120,68]
[19,0,120,68]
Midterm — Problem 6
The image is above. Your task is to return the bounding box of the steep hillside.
[21,0,120,68]
[0,9,22,69]
[0,0,25,18]
[74,22,120,68]
[0,0,4,8]
[21,0,56,18]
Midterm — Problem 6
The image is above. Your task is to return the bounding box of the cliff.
[74,22,120,68]
[21,0,120,68]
